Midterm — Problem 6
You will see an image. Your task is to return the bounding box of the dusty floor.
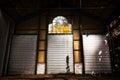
[0,74,120,80]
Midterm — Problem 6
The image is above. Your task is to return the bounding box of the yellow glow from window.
[38,51,45,63]
[48,16,72,34]
[74,41,80,50]
[74,51,81,63]
[49,25,72,33]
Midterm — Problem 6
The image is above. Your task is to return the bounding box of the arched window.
[48,16,72,34]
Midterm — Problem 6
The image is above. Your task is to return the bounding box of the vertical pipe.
[80,0,82,8]
[45,15,49,74]
[35,16,40,75]
[79,16,85,75]
[71,15,75,73]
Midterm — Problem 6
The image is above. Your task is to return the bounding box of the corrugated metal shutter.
[83,35,111,74]
[8,35,37,75]
[47,35,73,74]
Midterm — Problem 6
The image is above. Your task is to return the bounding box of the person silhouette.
[66,55,70,73]
[66,55,69,65]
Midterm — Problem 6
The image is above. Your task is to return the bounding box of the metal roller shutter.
[83,35,111,74]
[47,35,73,74]
[8,35,37,75]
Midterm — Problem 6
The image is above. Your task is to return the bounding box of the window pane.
[73,30,79,40]
[74,51,81,63]
[39,30,46,40]
[39,41,45,50]
[38,51,45,63]
[48,16,72,34]
[74,41,79,50]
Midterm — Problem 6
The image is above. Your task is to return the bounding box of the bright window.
[48,16,72,34]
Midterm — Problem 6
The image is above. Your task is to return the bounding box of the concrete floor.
[0,74,120,80]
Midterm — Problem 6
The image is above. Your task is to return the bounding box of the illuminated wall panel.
[38,51,45,63]
[74,41,80,50]
[74,51,81,63]
[37,63,45,74]
[39,41,45,50]
[47,35,73,74]
[8,35,37,75]
[75,63,82,74]
[83,35,111,74]
[73,30,79,40]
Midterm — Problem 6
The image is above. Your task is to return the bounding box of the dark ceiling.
[0,0,120,23]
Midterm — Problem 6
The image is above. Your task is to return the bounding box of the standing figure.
[66,55,70,73]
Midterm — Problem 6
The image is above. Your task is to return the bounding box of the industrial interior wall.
[0,9,15,76]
